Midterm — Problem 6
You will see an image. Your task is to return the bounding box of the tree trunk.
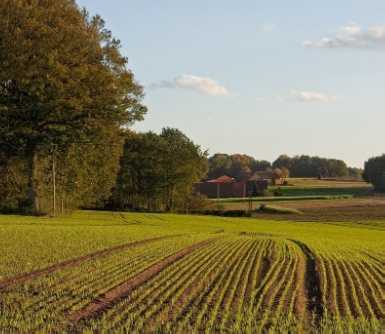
[26,147,40,215]
[165,185,174,212]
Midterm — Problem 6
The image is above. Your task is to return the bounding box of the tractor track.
[0,235,180,290]
[66,238,217,324]
[289,239,324,324]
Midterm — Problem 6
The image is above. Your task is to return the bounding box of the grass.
[0,210,384,333]
[283,178,371,188]
[213,194,353,204]
[270,177,372,197]
[209,177,371,206]
[269,186,372,197]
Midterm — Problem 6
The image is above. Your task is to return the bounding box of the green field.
[270,178,371,197]
[210,178,373,216]
[269,187,371,197]
[278,178,371,189]
[213,194,353,204]
[0,211,384,333]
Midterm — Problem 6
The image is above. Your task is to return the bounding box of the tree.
[348,167,363,179]
[207,154,232,179]
[272,168,283,185]
[52,125,124,211]
[363,155,385,191]
[113,128,208,211]
[207,154,271,180]
[0,0,146,213]
[160,128,208,211]
[0,154,27,211]
[273,154,292,170]
[252,160,272,172]
[273,155,349,178]
[113,131,167,210]
[281,167,290,180]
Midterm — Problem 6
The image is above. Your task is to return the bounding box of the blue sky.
[78,0,385,167]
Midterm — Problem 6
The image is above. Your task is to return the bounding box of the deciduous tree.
[0,0,146,213]
[363,155,385,191]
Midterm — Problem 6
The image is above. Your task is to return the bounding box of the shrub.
[182,194,213,213]
[363,154,385,192]
[258,204,303,215]
[273,187,283,197]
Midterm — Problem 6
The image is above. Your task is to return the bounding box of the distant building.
[194,175,269,199]
[250,170,285,186]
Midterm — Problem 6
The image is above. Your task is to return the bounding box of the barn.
[194,175,268,199]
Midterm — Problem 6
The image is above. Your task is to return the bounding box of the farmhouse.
[194,175,269,199]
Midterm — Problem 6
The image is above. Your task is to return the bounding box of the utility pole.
[248,191,253,212]
[52,144,57,216]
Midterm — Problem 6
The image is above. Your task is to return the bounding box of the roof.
[206,175,235,184]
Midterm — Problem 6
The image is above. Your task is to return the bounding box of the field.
[0,211,384,333]
[272,177,371,194]
[274,178,371,188]
[211,178,377,218]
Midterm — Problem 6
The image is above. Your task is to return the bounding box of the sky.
[78,0,385,168]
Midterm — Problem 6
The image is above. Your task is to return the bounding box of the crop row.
[1,232,383,333]
[318,254,384,321]
[80,236,303,333]
[0,235,204,332]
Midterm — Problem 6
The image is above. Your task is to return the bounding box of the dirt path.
[289,239,324,324]
[0,235,179,290]
[67,238,217,324]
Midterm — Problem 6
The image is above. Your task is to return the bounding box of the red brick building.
[194,175,268,199]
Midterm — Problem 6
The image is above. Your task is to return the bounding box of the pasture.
[271,177,372,197]
[0,211,384,333]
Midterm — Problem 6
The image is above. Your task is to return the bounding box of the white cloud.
[290,90,337,103]
[304,23,385,49]
[149,75,230,96]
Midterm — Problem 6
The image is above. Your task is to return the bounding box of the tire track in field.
[67,238,217,324]
[0,235,179,290]
[288,239,323,324]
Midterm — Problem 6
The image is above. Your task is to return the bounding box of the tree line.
[272,155,362,179]
[208,153,362,181]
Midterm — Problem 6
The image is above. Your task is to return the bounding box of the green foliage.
[363,154,385,191]
[0,0,146,214]
[208,153,355,182]
[208,153,271,180]
[347,167,363,179]
[0,130,123,214]
[0,156,27,211]
[273,186,284,196]
[273,155,349,178]
[113,128,208,211]
[258,204,303,215]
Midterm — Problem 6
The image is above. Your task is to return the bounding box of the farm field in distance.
[211,178,384,221]
[0,211,384,333]
[274,178,372,189]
